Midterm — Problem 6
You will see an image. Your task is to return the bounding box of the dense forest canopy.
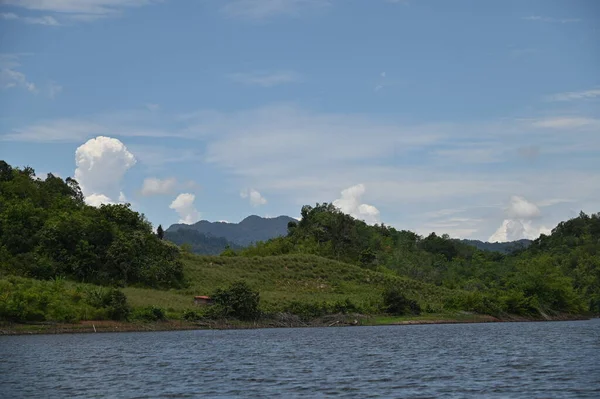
[0,161,185,288]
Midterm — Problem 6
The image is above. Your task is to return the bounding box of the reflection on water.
[1,319,599,398]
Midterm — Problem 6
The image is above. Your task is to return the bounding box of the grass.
[123,253,464,315]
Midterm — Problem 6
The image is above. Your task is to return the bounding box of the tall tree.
[157,224,164,240]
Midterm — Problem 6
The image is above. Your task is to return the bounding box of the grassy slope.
[123,253,462,314]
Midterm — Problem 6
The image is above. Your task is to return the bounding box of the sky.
[0,0,599,242]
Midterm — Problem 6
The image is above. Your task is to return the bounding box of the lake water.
[1,319,599,398]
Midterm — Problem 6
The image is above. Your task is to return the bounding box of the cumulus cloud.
[74,136,136,206]
[489,196,550,242]
[240,188,267,206]
[506,196,541,219]
[140,177,177,196]
[170,193,201,224]
[333,184,380,225]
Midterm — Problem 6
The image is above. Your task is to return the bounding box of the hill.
[164,229,241,255]
[123,253,471,315]
[458,239,532,253]
[167,215,296,247]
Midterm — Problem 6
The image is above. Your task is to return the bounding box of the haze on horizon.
[1,0,598,242]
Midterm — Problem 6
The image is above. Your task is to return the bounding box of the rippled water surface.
[1,319,599,398]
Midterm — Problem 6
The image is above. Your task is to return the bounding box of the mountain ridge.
[167,215,296,247]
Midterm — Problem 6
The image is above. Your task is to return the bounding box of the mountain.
[458,239,532,254]
[167,215,296,247]
[163,229,241,255]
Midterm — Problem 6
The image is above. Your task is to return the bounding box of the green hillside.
[123,253,466,315]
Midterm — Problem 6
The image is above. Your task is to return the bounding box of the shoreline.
[0,313,590,336]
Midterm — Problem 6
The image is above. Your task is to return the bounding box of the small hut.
[193,295,214,306]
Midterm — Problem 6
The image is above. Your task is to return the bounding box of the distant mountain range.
[163,229,242,256]
[166,215,296,254]
[166,215,532,255]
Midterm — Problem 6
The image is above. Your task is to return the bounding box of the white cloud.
[530,117,599,130]
[145,103,160,111]
[506,196,541,219]
[85,193,115,207]
[489,196,550,242]
[546,88,600,102]
[2,119,105,142]
[74,136,136,206]
[522,16,580,23]
[240,188,267,207]
[0,54,61,98]
[489,219,550,243]
[3,101,599,241]
[0,0,160,22]
[140,177,177,196]
[1,111,180,142]
[228,71,301,87]
[333,184,380,225]
[1,12,60,25]
[221,0,331,20]
[0,54,37,93]
[170,193,201,224]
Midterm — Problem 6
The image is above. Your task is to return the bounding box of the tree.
[212,281,260,320]
[157,224,164,240]
[382,287,421,316]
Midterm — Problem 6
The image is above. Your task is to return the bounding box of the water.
[1,319,599,398]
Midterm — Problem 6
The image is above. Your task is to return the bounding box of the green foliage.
[132,306,166,322]
[211,281,260,320]
[382,287,421,316]
[182,309,201,321]
[283,299,362,321]
[0,162,185,288]
[0,276,131,323]
[237,203,598,316]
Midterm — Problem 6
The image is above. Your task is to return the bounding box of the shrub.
[133,306,166,322]
[382,287,421,316]
[182,309,201,321]
[212,281,260,321]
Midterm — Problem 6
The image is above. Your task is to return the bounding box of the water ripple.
[1,319,599,398]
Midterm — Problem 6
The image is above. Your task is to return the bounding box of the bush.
[133,306,166,322]
[0,277,131,323]
[212,281,260,321]
[382,287,421,316]
[182,309,201,321]
[105,289,131,321]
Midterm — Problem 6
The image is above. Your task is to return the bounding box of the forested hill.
[0,161,184,288]
[164,229,241,255]
[167,215,296,247]
[459,239,532,253]
[236,203,600,315]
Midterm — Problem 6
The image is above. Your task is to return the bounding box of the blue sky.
[1,0,599,241]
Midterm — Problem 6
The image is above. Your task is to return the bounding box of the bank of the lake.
[0,312,589,336]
